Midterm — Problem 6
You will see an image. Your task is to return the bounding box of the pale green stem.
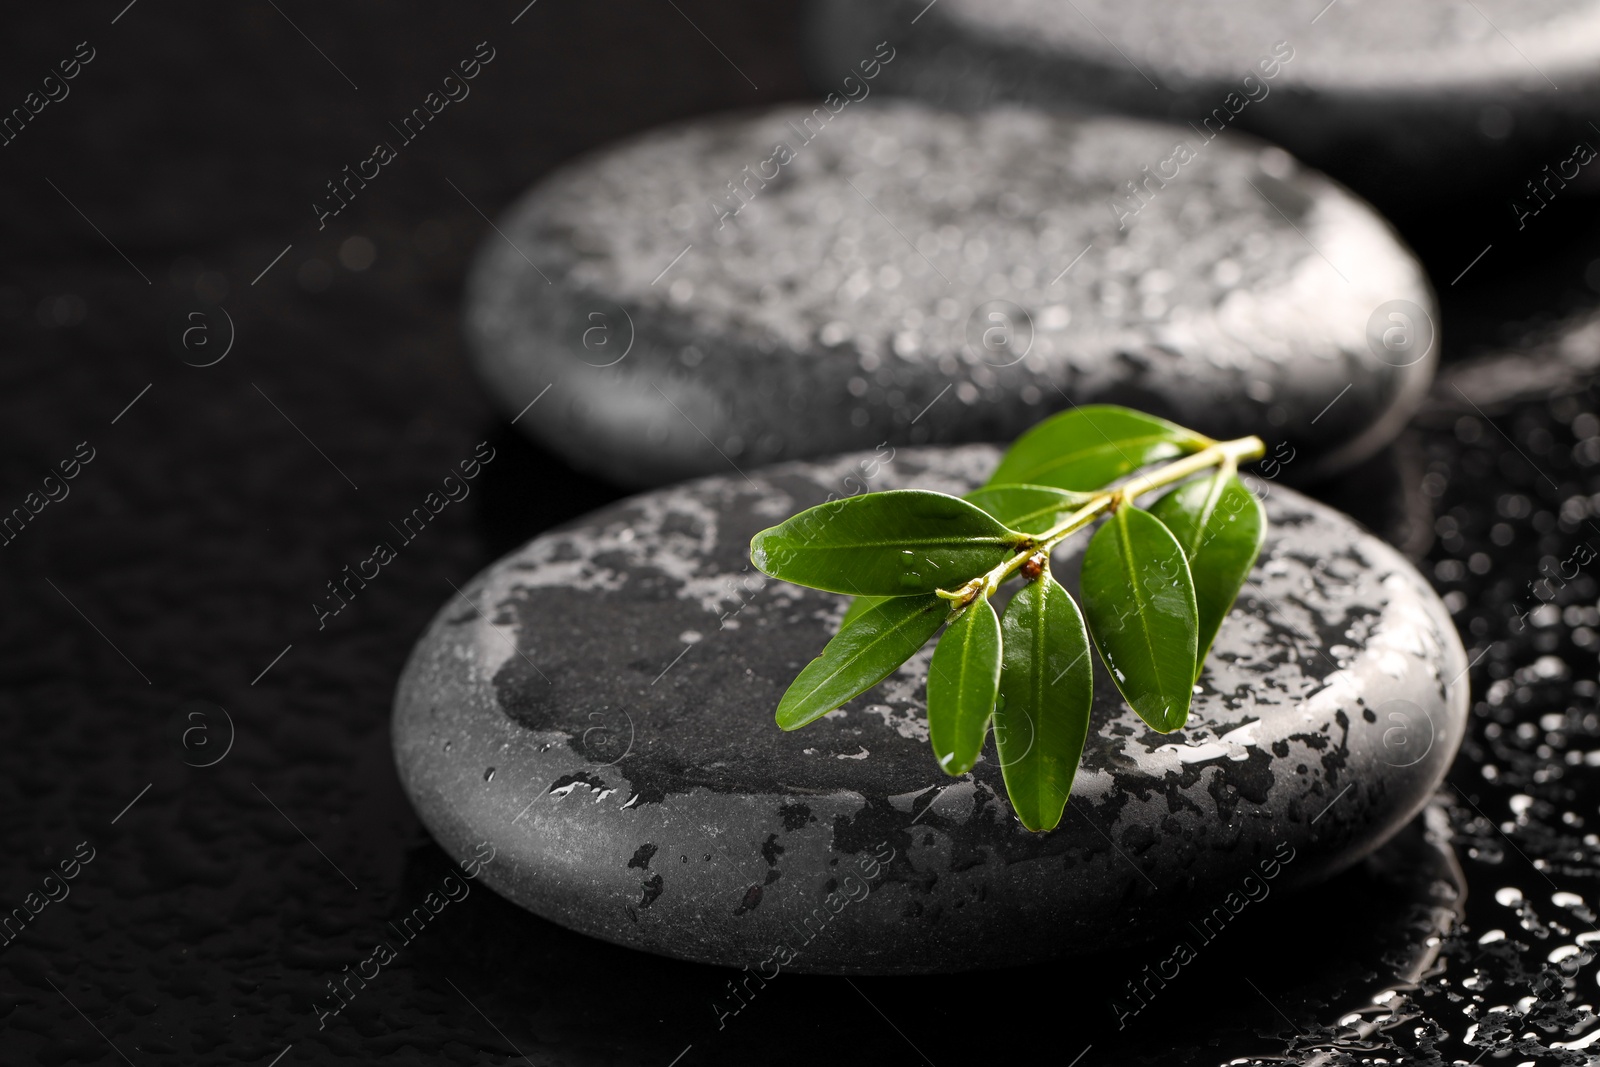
[939,435,1266,605]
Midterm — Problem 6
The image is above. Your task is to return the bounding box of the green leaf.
[832,484,1091,634]
[832,483,1086,625]
[1149,472,1265,676]
[994,576,1094,832]
[1080,505,1198,733]
[986,405,1208,492]
[963,484,1095,534]
[776,594,949,730]
[751,490,1027,597]
[926,598,1002,776]
[837,595,888,630]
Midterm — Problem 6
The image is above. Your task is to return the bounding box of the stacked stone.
[410,36,1473,972]
[393,446,1466,971]
[465,102,1435,487]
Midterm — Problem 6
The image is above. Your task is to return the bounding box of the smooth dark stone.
[465,102,1434,488]
[1442,305,1600,410]
[392,445,1468,974]
[805,0,1600,214]
[1317,305,1600,565]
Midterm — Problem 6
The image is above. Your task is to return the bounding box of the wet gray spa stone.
[806,0,1600,209]
[392,445,1469,974]
[465,102,1434,488]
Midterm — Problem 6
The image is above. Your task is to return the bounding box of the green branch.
[939,434,1265,607]
[749,405,1271,831]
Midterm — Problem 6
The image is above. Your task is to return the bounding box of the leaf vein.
[1116,511,1165,708]
[800,606,939,701]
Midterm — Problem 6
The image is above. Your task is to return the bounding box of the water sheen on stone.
[392,445,1468,973]
[465,102,1433,488]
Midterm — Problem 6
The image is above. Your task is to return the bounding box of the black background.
[4,3,1600,1065]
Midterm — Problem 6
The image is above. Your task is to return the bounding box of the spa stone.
[393,444,1469,973]
[466,102,1435,487]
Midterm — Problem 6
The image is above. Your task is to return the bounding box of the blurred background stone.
[805,0,1600,221]
[468,102,1434,486]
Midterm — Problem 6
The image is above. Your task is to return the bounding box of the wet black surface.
[4,2,1600,1064]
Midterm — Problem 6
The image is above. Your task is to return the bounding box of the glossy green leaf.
[751,490,1027,597]
[963,484,1095,535]
[832,485,1088,625]
[1081,506,1198,733]
[985,405,1208,492]
[927,598,1002,776]
[837,595,889,630]
[834,485,1094,627]
[1149,472,1265,677]
[994,576,1094,832]
[776,594,949,730]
